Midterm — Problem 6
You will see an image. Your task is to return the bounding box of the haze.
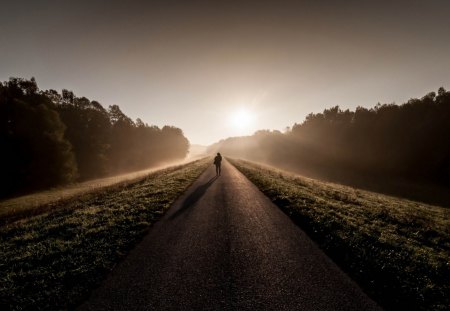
[1,0,449,145]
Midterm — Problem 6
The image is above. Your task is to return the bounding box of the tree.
[0,77,191,197]
[0,78,77,197]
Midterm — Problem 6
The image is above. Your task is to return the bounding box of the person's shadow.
[169,175,218,219]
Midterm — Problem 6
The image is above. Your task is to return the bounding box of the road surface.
[80,160,381,310]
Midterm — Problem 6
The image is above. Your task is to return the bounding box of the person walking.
[214,153,222,176]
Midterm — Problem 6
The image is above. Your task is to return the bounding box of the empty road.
[80,160,381,310]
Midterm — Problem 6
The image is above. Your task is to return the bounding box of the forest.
[0,77,189,198]
[209,88,450,195]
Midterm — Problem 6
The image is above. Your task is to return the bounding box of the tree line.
[209,88,450,189]
[0,77,189,198]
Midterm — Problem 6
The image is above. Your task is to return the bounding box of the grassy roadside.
[229,158,450,311]
[0,158,210,310]
[0,160,189,225]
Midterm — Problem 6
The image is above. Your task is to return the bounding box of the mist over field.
[0,78,189,198]
[2,75,449,209]
[1,2,449,311]
[2,1,450,200]
[209,88,450,205]
[2,77,449,206]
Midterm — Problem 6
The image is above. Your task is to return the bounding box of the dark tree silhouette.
[0,78,77,197]
[208,88,450,202]
[0,77,190,198]
[54,93,112,180]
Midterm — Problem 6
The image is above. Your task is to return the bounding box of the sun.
[230,108,255,132]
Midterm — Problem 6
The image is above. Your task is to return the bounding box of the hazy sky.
[1,0,450,145]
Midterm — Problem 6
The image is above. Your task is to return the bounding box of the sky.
[1,0,450,145]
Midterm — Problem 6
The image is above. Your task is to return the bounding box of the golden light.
[229,108,255,133]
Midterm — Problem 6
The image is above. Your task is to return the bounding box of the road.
[80,160,381,310]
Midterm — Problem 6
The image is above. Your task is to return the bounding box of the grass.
[0,158,211,310]
[0,159,190,225]
[229,158,450,311]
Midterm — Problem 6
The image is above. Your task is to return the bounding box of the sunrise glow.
[229,108,255,133]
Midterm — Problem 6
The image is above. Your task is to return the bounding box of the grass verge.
[0,160,189,225]
[229,158,450,311]
[0,158,210,310]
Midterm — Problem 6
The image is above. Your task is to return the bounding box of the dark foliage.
[209,88,450,199]
[0,78,77,196]
[0,77,189,197]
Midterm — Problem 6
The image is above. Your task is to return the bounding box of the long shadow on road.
[169,175,218,219]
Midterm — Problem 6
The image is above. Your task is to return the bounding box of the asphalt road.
[80,160,381,311]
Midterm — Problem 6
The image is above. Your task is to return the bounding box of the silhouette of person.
[214,153,222,176]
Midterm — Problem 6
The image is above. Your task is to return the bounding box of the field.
[229,159,450,311]
[0,159,193,225]
[0,158,211,310]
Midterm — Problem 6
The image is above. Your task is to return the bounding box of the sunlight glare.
[230,108,255,133]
